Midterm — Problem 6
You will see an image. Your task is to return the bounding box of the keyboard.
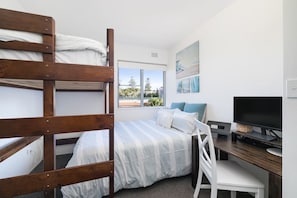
[247,131,276,142]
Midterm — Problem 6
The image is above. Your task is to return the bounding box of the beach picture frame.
[176,41,199,93]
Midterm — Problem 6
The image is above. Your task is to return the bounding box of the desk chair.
[193,120,264,198]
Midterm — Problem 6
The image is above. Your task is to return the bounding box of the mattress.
[61,119,192,198]
[0,29,107,65]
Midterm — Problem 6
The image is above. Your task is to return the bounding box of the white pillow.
[156,109,175,128]
[172,110,198,134]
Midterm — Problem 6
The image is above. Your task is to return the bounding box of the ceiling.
[20,0,235,49]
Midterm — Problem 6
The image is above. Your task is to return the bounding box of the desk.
[192,135,282,198]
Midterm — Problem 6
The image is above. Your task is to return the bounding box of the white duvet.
[61,120,192,198]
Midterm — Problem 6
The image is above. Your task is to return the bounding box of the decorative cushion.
[156,109,175,128]
[183,103,207,122]
[172,109,198,134]
[170,102,185,111]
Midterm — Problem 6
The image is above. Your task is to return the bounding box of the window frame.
[117,60,166,108]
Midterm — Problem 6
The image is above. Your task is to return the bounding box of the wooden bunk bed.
[0,8,114,198]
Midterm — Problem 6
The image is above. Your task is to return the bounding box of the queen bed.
[62,119,192,197]
[62,103,207,198]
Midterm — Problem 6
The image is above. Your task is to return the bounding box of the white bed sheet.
[61,119,192,198]
[0,49,106,65]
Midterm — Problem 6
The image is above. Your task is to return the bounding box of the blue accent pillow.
[183,103,207,121]
[170,102,185,111]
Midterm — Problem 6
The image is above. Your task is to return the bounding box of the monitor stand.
[266,147,282,157]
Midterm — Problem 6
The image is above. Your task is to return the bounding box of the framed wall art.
[176,41,199,93]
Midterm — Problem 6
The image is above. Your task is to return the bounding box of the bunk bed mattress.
[61,119,192,198]
[0,29,107,65]
[0,49,106,65]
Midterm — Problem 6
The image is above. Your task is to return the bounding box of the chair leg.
[193,169,203,198]
[210,184,217,198]
[231,191,236,198]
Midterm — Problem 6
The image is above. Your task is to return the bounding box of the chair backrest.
[195,119,217,183]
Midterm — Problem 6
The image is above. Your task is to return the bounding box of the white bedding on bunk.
[0,29,107,65]
[61,119,192,198]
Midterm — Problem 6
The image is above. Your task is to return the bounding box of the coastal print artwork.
[176,41,199,93]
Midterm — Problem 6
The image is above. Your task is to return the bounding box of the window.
[118,61,166,108]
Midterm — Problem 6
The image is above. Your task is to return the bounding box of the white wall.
[115,43,168,121]
[0,0,24,11]
[167,0,283,123]
[167,0,283,197]
[0,87,43,177]
[0,137,43,179]
[0,87,43,146]
[55,91,106,154]
[283,0,297,196]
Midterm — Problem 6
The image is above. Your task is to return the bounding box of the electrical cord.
[268,129,281,140]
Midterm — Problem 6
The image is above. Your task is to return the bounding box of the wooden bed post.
[43,21,56,198]
[107,28,115,197]
[43,81,56,198]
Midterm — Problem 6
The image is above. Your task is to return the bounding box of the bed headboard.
[170,102,207,122]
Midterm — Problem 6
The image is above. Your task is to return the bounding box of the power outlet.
[287,79,297,98]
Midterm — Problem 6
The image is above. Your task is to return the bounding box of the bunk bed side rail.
[0,161,114,197]
[0,114,114,138]
[0,59,114,82]
[0,41,54,53]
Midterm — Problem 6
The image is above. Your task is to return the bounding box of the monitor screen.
[233,97,282,131]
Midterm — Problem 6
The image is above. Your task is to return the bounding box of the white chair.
[193,119,264,198]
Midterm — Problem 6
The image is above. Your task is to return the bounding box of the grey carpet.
[113,176,252,198]
[16,154,253,198]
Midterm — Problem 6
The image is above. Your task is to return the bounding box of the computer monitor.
[233,96,282,156]
[233,96,282,134]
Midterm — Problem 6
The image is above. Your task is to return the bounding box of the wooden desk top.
[213,136,282,177]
